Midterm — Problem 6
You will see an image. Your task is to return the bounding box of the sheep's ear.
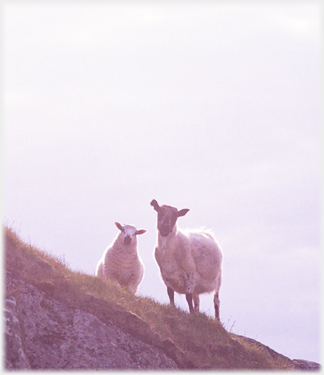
[150,199,160,212]
[177,209,190,217]
[115,222,123,231]
[136,229,147,236]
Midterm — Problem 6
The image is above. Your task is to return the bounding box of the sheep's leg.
[214,291,220,321]
[185,293,194,313]
[193,293,200,312]
[167,286,175,306]
[127,284,136,294]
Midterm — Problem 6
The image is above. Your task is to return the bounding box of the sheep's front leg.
[185,272,197,313]
[185,293,194,313]
[214,291,220,321]
[127,284,136,294]
[193,293,200,313]
[167,286,175,307]
[186,293,199,313]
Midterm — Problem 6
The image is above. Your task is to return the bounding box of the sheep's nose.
[159,226,170,237]
[124,236,132,245]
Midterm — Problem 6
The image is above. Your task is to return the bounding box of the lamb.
[96,222,146,294]
[150,199,223,320]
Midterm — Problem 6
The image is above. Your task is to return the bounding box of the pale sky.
[3,1,321,363]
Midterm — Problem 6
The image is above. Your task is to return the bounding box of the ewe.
[150,199,223,320]
[96,222,146,294]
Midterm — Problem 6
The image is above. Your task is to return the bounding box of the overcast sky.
[3,1,321,363]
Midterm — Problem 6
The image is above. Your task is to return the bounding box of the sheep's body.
[96,223,146,294]
[156,229,222,295]
[151,200,223,320]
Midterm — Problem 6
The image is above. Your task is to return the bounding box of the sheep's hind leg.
[185,293,194,313]
[167,286,175,307]
[214,291,220,321]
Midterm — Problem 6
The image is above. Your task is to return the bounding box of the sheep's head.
[115,222,146,245]
[150,199,189,237]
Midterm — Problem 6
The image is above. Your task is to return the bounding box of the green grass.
[4,226,296,370]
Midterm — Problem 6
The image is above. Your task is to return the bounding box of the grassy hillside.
[4,226,295,370]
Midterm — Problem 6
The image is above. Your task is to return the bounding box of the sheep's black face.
[157,207,179,237]
[150,200,190,237]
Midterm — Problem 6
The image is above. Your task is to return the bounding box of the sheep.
[150,199,223,320]
[96,222,147,294]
